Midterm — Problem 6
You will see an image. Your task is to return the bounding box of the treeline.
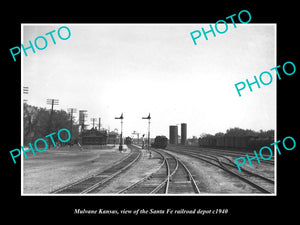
[24,103,79,145]
[198,127,274,150]
[201,127,274,138]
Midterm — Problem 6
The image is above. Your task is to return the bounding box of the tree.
[23,103,78,145]
[199,133,213,138]
[215,132,224,137]
[152,136,168,149]
[225,127,256,136]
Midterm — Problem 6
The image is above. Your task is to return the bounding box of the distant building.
[80,129,107,145]
[169,125,178,144]
[181,123,187,145]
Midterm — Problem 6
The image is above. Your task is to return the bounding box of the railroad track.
[119,149,200,194]
[166,151,200,194]
[167,145,275,165]
[197,151,274,193]
[166,145,275,180]
[211,153,274,179]
[165,147,274,194]
[51,145,142,194]
[199,148,275,165]
[216,155,274,193]
[176,146,274,178]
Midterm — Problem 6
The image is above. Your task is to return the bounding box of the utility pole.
[115,113,123,151]
[23,87,31,143]
[79,110,88,132]
[132,131,140,145]
[67,108,77,145]
[23,86,29,103]
[91,118,97,129]
[142,113,151,156]
[98,117,101,131]
[46,99,59,149]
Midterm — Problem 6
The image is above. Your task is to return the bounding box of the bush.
[152,136,168,149]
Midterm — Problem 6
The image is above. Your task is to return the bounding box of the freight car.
[125,137,132,145]
[198,135,274,151]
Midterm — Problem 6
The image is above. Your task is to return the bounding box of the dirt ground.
[226,155,275,180]
[23,145,131,194]
[23,144,275,195]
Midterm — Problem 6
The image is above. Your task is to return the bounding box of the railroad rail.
[166,145,274,179]
[167,145,275,165]
[199,147,275,165]
[176,147,274,181]
[166,151,200,194]
[51,145,142,194]
[196,151,274,193]
[118,149,167,194]
[165,147,274,194]
[119,149,200,194]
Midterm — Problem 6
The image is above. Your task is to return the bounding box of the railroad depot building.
[79,129,118,145]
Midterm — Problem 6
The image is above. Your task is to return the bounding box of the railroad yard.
[21,24,277,196]
[23,144,275,195]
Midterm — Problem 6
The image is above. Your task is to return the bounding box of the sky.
[22,24,276,138]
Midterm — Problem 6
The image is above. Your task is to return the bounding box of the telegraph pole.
[46,99,59,149]
[132,131,140,145]
[67,108,77,145]
[91,118,97,129]
[23,87,31,142]
[79,110,88,132]
[98,117,101,131]
[23,86,29,103]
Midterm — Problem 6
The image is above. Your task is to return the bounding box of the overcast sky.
[22,24,276,138]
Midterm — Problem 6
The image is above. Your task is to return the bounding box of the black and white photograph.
[21,24,276,195]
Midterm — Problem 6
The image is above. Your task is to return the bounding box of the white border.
[21,23,277,196]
